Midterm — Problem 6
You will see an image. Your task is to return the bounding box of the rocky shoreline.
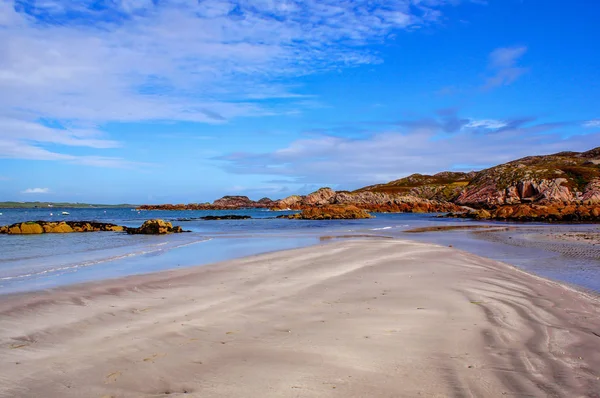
[129,147,600,223]
[0,219,188,235]
[276,205,373,220]
[447,204,600,222]
[136,196,275,211]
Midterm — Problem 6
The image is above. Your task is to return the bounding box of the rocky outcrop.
[277,205,373,220]
[304,187,336,206]
[455,148,600,207]
[272,189,461,213]
[332,191,460,213]
[125,219,186,234]
[448,204,600,222]
[271,195,303,210]
[136,146,600,221]
[583,178,600,204]
[0,220,188,235]
[455,178,578,206]
[358,171,475,202]
[0,221,124,234]
[137,196,275,210]
[212,196,266,209]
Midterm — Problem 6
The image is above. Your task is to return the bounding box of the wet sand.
[1,239,599,397]
[473,227,600,260]
[404,224,500,233]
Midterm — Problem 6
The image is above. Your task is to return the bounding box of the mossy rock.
[17,222,44,234]
[51,222,74,233]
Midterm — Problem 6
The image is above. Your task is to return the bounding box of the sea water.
[0,208,598,294]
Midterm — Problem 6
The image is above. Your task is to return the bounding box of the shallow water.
[0,208,598,294]
[399,225,600,293]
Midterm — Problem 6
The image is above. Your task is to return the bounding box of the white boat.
[61,211,70,215]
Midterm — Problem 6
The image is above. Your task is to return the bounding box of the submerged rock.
[200,215,251,220]
[176,215,252,221]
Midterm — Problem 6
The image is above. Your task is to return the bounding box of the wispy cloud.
[217,114,597,188]
[1,0,478,125]
[21,187,50,194]
[0,116,141,167]
[0,0,483,167]
[483,46,528,89]
[583,119,600,128]
[464,119,507,129]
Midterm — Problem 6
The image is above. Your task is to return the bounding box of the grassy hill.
[356,171,476,201]
[0,202,137,209]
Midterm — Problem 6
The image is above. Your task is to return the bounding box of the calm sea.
[0,208,598,294]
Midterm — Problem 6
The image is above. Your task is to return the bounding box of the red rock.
[278,205,373,220]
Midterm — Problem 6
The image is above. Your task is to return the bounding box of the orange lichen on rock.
[278,205,373,220]
[125,219,185,234]
[1,221,130,235]
[449,204,600,222]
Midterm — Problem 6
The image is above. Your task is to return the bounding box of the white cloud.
[464,119,507,129]
[0,117,119,149]
[484,46,528,89]
[583,119,600,128]
[22,188,50,194]
[0,116,142,167]
[0,0,481,167]
[0,0,473,125]
[489,46,527,69]
[219,118,599,187]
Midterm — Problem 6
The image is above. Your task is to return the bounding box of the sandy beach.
[1,239,599,397]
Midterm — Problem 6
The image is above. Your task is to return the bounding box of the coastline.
[1,239,599,397]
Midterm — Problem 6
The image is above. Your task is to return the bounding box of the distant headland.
[0,202,137,209]
[138,146,600,222]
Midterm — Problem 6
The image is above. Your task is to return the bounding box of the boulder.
[271,195,304,210]
[304,187,336,206]
[15,222,43,234]
[582,179,600,204]
[43,222,74,233]
[126,219,186,234]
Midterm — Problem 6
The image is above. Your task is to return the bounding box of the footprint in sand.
[143,353,166,363]
[105,371,121,384]
[9,343,30,349]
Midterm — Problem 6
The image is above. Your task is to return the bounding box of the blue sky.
[0,0,599,204]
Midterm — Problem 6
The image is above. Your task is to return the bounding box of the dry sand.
[1,239,599,397]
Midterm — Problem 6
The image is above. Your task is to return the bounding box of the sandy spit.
[0,239,599,397]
